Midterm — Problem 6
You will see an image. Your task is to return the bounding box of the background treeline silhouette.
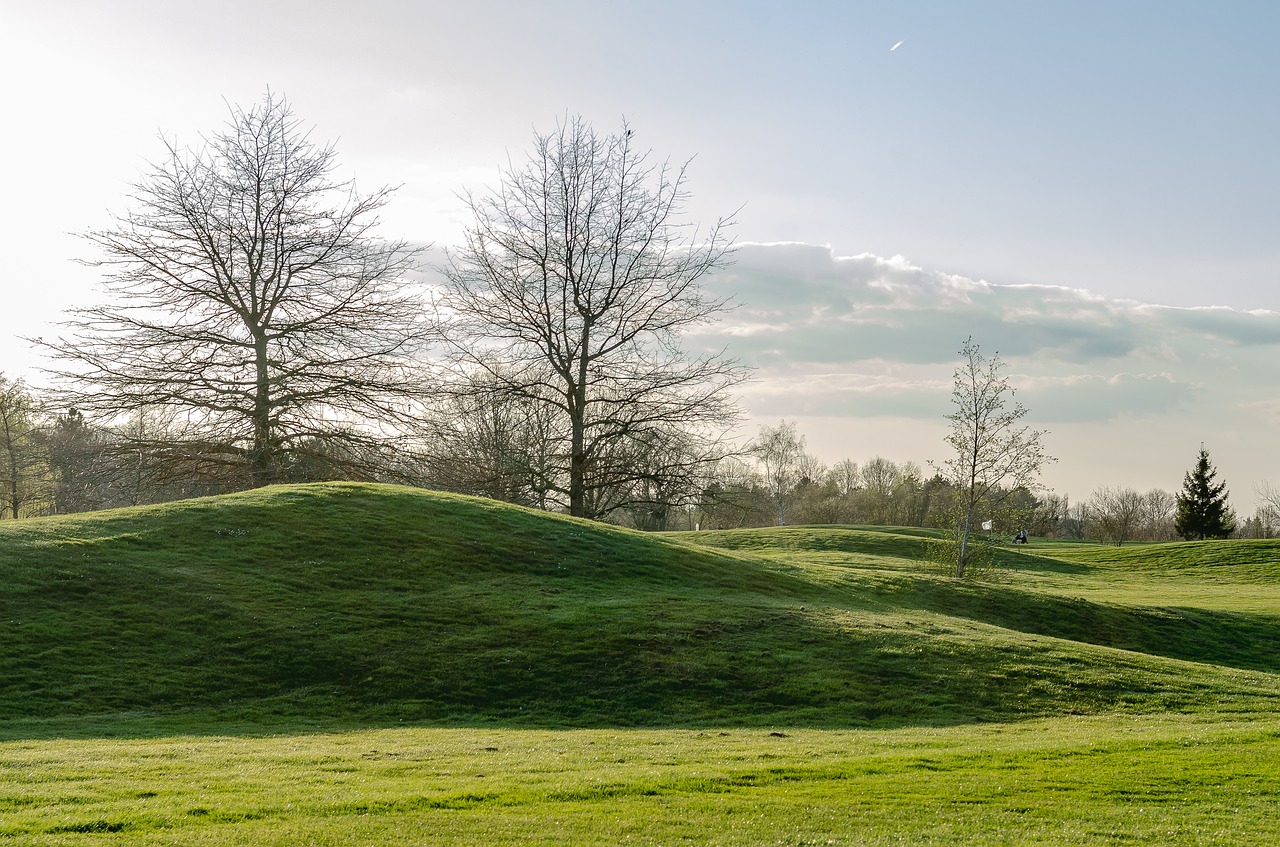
[3,378,1276,540]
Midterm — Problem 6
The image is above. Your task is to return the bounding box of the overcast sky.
[2,1,1277,510]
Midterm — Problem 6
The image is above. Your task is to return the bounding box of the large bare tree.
[439,117,748,520]
[41,93,430,488]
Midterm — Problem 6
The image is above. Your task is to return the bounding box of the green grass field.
[3,483,1279,844]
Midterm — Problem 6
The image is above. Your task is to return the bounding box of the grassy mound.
[2,484,1279,732]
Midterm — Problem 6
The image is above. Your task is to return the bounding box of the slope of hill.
[2,483,1279,732]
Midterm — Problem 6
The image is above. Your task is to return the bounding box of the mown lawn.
[3,715,1279,845]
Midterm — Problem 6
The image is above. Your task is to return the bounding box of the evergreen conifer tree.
[1174,447,1236,540]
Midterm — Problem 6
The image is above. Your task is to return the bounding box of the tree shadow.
[883,577,1280,674]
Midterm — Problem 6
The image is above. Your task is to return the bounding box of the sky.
[1,0,1277,511]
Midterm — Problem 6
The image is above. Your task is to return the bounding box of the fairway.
[3,484,1280,844]
[5,718,1280,845]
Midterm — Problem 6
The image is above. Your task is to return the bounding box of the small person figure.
[1015,529,1028,544]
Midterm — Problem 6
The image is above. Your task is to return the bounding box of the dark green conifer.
[1174,447,1236,541]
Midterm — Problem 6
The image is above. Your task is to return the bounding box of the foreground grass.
[3,715,1277,845]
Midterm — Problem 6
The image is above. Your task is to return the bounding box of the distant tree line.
[5,369,1276,542]
[0,381,1039,532]
[1060,448,1258,543]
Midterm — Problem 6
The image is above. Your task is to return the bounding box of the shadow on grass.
[681,527,1095,576]
[4,595,1277,743]
[876,576,1280,673]
[989,546,1095,575]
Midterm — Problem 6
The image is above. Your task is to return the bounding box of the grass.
[4,717,1280,844]
[3,483,1280,843]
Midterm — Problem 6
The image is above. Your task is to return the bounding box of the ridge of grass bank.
[1049,537,1280,579]
[2,485,1279,734]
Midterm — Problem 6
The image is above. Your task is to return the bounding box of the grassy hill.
[3,482,1280,734]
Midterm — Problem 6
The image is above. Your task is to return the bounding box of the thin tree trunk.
[568,321,591,518]
[251,333,275,487]
[957,510,973,578]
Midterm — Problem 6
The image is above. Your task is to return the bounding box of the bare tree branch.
[437,117,749,520]
[36,92,433,487]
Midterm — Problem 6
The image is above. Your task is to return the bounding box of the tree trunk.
[567,320,592,518]
[568,380,587,518]
[956,512,972,578]
[956,440,981,578]
[251,332,275,488]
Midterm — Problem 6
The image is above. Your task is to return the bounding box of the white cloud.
[698,242,1277,405]
[1236,398,1280,428]
[697,243,1161,367]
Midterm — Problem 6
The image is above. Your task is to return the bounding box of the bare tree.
[1028,491,1067,537]
[439,116,747,519]
[1087,486,1144,545]
[859,456,902,524]
[793,452,824,486]
[860,456,901,496]
[1059,497,1090,540]
[891,461,932,526]
[616,427,724,530]
[40,92,430,488]
[693,456,771,530]
[419,371,561,508]
[38,408,106,514]
[753,420,806,525]
[0,376,51,519]
[1254,481,1280,534]
[935,338,1053,577]
[828,459,860,497]
[1138,488,1177,541]
[100,405,239,505]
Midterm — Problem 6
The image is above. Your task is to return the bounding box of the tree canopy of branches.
[419,371,560,509]
[936,338,1053,577]
[39,408,108,514]
[1175,446,1235,540]
[1253,482,1280,537]
[753,420,806,525]
[0,376,49,519]
[1087,486,1144,545]
[41,92,430,488]
[438,117,747,520]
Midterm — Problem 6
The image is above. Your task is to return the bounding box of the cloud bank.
[693,242,1277,426]
[688,243,1279,503]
